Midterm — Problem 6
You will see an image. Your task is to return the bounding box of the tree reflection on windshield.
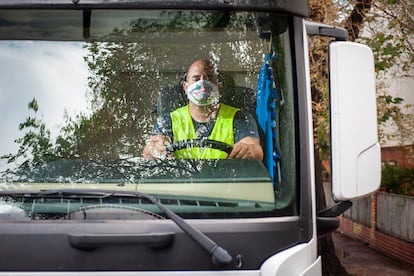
[0,11,278,189]
[0,19,266,173]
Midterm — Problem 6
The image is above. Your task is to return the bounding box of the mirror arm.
[317,217,340,238]
[316,201,352,238]
[317,201,352,217]
[305,21,348,41]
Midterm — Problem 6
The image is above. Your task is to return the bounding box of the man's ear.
[183,82,189,94]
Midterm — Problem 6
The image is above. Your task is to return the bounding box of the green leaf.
[27,98,38,112]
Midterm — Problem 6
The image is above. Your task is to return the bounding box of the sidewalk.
[332,231,414,276]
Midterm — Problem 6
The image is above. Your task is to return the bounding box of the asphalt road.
[332,231,414,276]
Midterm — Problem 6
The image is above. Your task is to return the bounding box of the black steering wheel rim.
[166,139,233,154]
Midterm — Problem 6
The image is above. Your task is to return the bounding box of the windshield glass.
[0,10,297,220]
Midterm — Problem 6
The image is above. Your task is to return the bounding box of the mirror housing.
[329,41,381,201]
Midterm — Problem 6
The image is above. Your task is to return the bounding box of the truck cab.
[0,1,380,275]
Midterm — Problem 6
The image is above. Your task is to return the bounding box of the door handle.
[68,232,175,250]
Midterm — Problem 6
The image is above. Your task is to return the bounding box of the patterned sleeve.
[233,110,260,142]
[152,114,173,139]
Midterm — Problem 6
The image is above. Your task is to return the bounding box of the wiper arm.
[142,192,242,268]
[1,189,242,268]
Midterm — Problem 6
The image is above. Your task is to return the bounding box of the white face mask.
[186,80,219,106]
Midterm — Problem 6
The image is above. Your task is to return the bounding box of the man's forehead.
[185,60,218,82]
[189,61,212,72]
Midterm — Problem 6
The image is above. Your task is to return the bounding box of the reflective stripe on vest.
[170,104,239,159]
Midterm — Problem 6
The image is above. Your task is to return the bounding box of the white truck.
[0,0,380,275]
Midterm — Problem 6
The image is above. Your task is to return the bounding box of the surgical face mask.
[186,79,219,106]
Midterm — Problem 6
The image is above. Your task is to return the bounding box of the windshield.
[0,10,297,220]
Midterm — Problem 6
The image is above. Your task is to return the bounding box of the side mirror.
[329,41,381,201]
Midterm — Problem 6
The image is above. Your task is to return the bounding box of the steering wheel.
[166,139,233,154]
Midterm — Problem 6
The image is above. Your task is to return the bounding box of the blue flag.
[256,53,279,185]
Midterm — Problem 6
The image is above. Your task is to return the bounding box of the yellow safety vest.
[170,104,239,159]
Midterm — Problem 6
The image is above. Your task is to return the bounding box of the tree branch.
[344,0,374,41]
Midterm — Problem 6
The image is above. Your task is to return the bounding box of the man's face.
[184,60,218,93]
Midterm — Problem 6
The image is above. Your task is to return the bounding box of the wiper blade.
[0,189,242,268]
[40,189,115,198]
[1,189,118,199]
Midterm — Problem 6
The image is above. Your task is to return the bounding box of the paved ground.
[332,231,414,276]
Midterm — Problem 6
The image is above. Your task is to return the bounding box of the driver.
[143,59,263,160]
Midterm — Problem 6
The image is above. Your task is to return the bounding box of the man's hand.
[228,137,263,160]
[142,135,171,159]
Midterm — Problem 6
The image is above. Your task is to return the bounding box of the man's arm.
[230,111,263,160]
[228,136,263,160]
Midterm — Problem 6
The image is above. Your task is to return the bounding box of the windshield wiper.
[144,192,242,268]
[1,189,242,268]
